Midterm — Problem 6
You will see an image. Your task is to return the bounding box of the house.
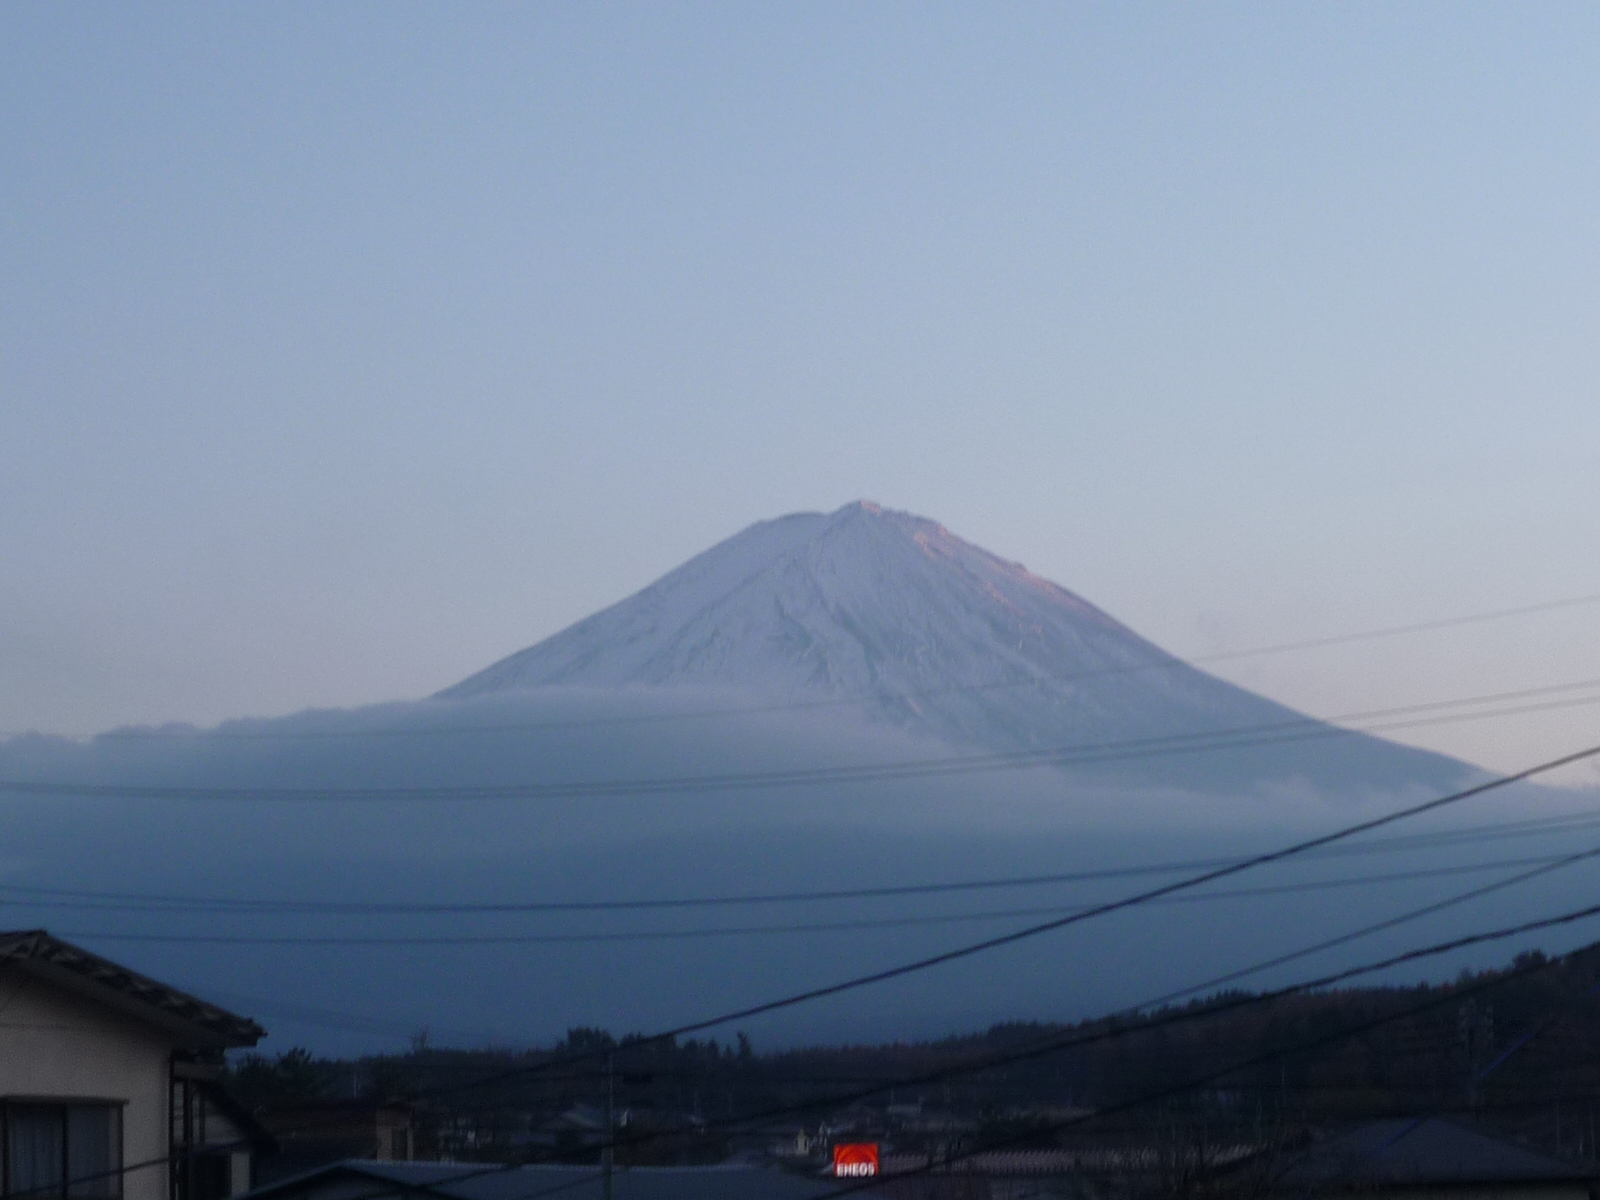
[0,930,271,1200]
[1273,1116,1597,1200]
[522,1103,610,1157]
[254,1100,415,1185]
[237,1159,834,1200]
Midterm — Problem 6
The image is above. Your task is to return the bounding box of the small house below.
[0,930,270,1200]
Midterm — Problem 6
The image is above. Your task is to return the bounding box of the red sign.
[833,1144,880,1178]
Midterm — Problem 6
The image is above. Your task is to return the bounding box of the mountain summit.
[440,502,1469,793]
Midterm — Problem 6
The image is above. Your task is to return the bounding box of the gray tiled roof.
[0,929,264,1048]
[243,1161,834,1200]
[1279,1117,1593,1187]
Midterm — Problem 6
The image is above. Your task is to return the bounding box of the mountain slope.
[440,502,1473,793]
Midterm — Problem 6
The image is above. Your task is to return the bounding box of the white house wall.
[0,963,176,1200]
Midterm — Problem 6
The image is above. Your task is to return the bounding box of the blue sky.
[5,4,1600,775]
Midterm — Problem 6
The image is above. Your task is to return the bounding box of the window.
[1,1103,122,1200]
[179,1156,229,1200]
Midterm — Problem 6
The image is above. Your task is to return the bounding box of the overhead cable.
[54,587,1600,742]
[161,841,1600,1043]
[46,853,1593,944]
[274,738,1600,1096]
[74,879,1600,1200]
[8,805,1600,915]
[810,927,1600,1200]
[233,897,1600,1200]
[6,676,1600,803]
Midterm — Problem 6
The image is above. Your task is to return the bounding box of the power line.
[52,763,1600,1200]
[9,805,1600,916]
[72,913,1584,1200]
[712,902,1600,1136]
[810,931,1600,1200]
[7,675,1600,803]
[42,854,1590,945]
[277,739,1600,1100]
[13,734,1592,1200]
[70,851,1600,1200]
[52,588,1600,743]
[31,744,1600,1200]
[1094,842,1600,1016]
[330,897,1600,1200]
[167,841,1600,1044]
[142,890,1600,1200]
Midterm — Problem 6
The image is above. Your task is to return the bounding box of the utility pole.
[603,1052,615,1200]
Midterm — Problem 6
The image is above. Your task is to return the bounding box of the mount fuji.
[440,501,1472,795]
[0,503,1552,1054]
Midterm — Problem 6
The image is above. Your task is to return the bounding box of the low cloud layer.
[0,687,1584,1055]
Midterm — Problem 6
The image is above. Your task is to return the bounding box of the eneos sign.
[832,1144,880,1178]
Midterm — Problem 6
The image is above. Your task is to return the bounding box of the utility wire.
[260,900,1600,1200]
[43,854,1590,945]
[641,903,1600,1158]
[29,744,1600,1200]
[77,917,1586,1200]
[189,841,1600,1045]
[9,806,1600,916]
[809,931,1600,1200]
[1125,842,1600,1009]
[253,857,1600,1150]
[38,742,1600,1200]
[51,589,1600,743]
[61,862,1600,1200]
[160,837,1600,1047]
[6,677,1600,803]
[261,739,1600,1100]
[345,844,1600,1113]
[84,887,1600,1200]
[17,732,1595,1200]
[419,860,1600,1143]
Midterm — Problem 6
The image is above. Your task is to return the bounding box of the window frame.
[0,1099,125,1200]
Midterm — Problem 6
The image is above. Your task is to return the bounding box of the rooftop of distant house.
[1278,1117,1596,1188]
[0,928,264,1049]
[240,1160,832,1200]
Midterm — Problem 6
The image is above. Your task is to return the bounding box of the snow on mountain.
[439,502,1471,792]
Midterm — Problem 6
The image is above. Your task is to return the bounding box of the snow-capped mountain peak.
[438,503,1468,792]
[441,505,1364,769]
[440,501,1154,716]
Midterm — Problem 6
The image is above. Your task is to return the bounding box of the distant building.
[0,930,271,1200]
[253,1100,415,1185]
[1274,1117,1597,1200]
[237,1160,832,1200]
